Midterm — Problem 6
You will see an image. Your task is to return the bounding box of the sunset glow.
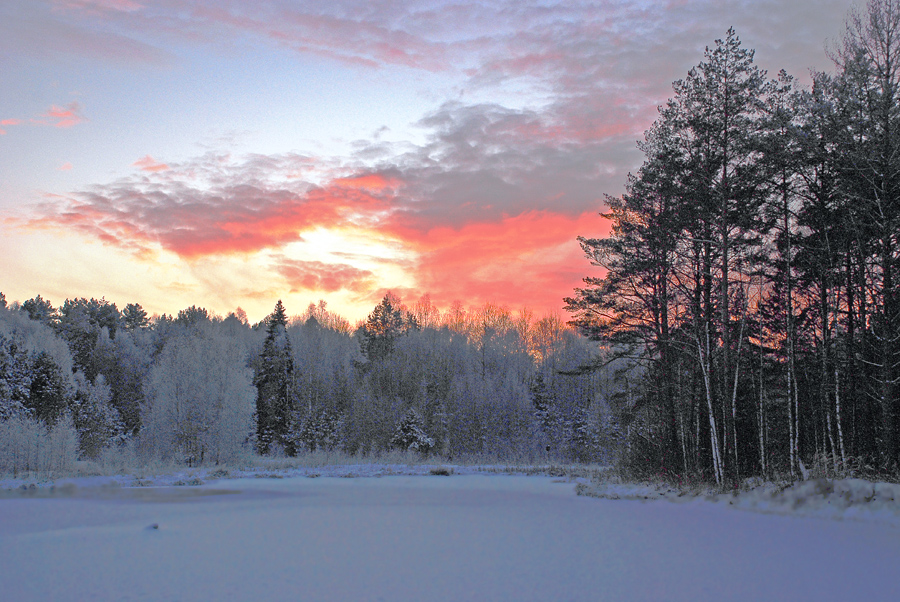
[0,0,849,323]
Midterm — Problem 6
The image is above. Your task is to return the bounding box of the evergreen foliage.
[359,293,407,362]
[254,300,296,455]
[70,374,125,459]
[391,408,434,454]
[22,295,56,325]
[122,303,149,331]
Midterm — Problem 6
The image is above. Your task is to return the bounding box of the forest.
[0,292,608,475]
[567,0,900,483]
[3,0,900,485]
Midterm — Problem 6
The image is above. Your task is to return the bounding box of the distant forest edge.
[4,0,900,484]
[0,292,604,475]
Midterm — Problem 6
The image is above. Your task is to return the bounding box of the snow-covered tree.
[0,413,78,476]
[143,327,254,464]
[391,408,434,454]
[71,374,125,459]
[254,300,296,455]
[289,408,343,453]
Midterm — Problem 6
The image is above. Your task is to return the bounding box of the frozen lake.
[1,474,898,600]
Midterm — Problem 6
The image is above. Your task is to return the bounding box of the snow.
[577,477,900,526]
[2,471,899,601]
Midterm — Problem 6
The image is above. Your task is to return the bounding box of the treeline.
[567,1,900,483]
[0,290,617,474]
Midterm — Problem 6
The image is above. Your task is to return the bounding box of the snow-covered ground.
[2,470,899,601]
[577,476,900,526]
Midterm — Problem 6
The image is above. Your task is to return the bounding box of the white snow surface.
[577,476,900,526]
[2,468,899,601]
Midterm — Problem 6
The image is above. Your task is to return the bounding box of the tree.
[122,303,149,331]
[758,70,807,478]
[569,30,778,483]
[254,300,296,455]
[143,327,254,464]
[176,305,210,327]
[391,408,434,454]
[359,293,407,362]
[22,295,56,325]
[0,334,31,421]
[71,373,125,459]
[299,300,351,333]
[670,29,772,482]
[25,353,71,426]
[830,0,900,467]
[566,127,683,474]
[289,407,342,453]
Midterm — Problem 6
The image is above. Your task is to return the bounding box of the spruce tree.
[390,408,434,454]
[255,300,296,455]
[360,294,406,362]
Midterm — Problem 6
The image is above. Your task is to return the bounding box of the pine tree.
[22,295,56,325]
[830,0,900,467]
[175,305,210,327]
[569,29,774,483]
[71,374,125,459]
[26,352,71,426]
[122,303,149,331]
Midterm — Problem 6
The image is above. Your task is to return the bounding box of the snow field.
[1,473,899,601]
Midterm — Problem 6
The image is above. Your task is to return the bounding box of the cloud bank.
[10,0,851,316]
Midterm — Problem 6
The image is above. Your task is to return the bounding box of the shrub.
[390,408,434,454]
[0,414,78,477]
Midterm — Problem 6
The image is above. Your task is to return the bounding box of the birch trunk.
[698,327,724,484]
[835,368,847,467]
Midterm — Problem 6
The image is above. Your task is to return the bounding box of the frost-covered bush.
[0,413,78,476]
[288,408,343,453]
[391,408,434,454]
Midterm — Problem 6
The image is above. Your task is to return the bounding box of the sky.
[0,0,853,324]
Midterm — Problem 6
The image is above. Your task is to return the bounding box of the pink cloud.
[59,162,74,171]
[21,92,621,314]
[41,102,87,128]
[133,155,169,172]
[274,258,375,294]
[26,157,399,260]
[1,118,21,135]
[2,104,86,133]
